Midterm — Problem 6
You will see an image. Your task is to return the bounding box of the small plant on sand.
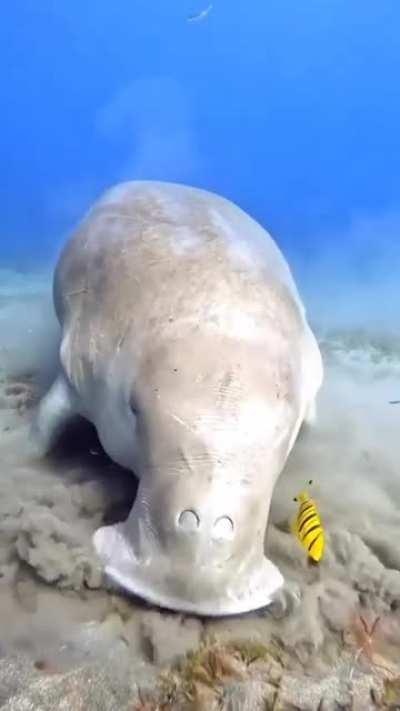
[381,675,400,707]
[133,637,285,711]
[365,675,400,709]
[158,670,181,706]
[226,639,271,665]
[345,613,396,682]
[178,638,247,695]
[131,684,175,711]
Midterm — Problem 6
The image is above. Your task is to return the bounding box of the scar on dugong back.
[31,180,323,616]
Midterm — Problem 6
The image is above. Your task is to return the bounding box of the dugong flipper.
[32,181,323,616]
[31,375,78,456]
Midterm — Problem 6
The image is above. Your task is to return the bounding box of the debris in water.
[187,3,213,23]
[34,659,61,675]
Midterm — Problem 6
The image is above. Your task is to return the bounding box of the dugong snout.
[93,478,284,616]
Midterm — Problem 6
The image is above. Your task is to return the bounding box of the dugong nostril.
[213,516,234,540]
[178,509,200,531]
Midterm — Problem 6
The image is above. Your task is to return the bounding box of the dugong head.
[93,337,303,616]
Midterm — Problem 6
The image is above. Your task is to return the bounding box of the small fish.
[389,400,400,405]
[187,3,213,23]
[291,479,324,564]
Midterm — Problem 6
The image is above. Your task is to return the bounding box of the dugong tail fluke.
[32,180,323,616]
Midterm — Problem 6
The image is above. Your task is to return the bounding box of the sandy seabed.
[0,266,399,710]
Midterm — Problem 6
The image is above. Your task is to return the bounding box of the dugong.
[32,181,323,616]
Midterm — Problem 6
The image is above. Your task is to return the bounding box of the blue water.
[1,0,400,304]
[1,5,400,701]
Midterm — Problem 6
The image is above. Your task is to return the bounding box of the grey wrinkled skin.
[32,181,323,616]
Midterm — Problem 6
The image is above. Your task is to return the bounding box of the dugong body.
[33,181,323,616]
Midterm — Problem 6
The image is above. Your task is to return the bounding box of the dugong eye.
[129,397,139,417]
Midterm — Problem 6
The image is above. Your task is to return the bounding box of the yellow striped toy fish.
[291,480,324,564]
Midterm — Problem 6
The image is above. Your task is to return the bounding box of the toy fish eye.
[293,497,298,502]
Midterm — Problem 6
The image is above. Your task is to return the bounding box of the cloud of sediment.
[266,214,400,652]
[291,211,400,334]
[96,75,204,185]
[43,75,204,252]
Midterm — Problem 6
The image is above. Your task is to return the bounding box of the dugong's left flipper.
[30,374,78,457]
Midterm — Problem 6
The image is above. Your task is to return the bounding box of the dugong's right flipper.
[30,374,78,457]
